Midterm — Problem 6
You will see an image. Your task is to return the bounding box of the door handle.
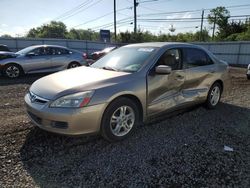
[177,75,184,78]
[175,75,184,80]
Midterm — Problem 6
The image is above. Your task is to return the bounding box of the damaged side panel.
[147,64,222,116]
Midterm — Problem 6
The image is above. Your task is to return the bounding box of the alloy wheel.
[210,86,221,106]
[69,63,79,68]
[110,105,135,137]
[5,65,20,78]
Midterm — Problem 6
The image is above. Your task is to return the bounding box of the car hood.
[30,66,130,100]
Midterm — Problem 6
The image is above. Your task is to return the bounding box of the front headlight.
[50,91,94,108]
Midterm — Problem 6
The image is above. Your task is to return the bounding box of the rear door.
[49,47,70,70]
[24,47,51,73]
[182,47,215,101]
[147,48,185,116]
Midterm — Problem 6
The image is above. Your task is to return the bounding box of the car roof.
[28,45,69,49]
[124,42,198,48]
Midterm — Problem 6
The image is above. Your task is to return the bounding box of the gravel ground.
[0,68,250,187]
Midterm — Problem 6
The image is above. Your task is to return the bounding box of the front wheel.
[205,83,222,109]
[101,98,139,142]
[3,64,22,78]
[68,62,80,69]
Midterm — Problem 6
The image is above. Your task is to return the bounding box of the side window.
[156,49,182,70]
[30,47,49,56]
[183,48,213,68]
[50,47,69,55]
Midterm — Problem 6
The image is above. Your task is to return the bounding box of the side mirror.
[155,65,172,75]
[26,52,36,57]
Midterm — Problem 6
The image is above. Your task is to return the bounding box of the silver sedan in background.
[0,45,87,78]
[25,42,229,142]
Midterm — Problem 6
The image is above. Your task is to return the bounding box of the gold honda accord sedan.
[25,42,229,141]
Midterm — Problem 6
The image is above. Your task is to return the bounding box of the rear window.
[183,48,214,68]
[49,47,69,55]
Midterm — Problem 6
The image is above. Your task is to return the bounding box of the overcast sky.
[1,0,250,37]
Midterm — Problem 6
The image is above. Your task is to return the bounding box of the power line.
[90,17,133,30]
[55,0,105,22]
[72,7,132,28]
[137,14,250,21]
[136,4,250,18]
[92,20,133,31]
[53,0,92,21]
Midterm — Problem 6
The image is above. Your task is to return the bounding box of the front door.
[24,47,51,73]
[147,48,185,116]
[49,47,70,71]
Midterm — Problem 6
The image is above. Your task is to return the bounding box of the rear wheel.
[205,82,222,109]
[101,97,139,142]
[3,64,22,78]
[68,62,80,69]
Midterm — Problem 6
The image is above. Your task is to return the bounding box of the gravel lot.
[0,68,249,187]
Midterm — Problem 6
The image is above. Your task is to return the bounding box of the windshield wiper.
[102,66,118,72]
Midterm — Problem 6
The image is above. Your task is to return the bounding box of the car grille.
[29,91,49,104]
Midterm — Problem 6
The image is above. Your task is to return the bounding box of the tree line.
[1,6,250,42]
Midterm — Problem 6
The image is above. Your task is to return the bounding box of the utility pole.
[200,9,204,41]
[134,0,138,33]
[114,0,117,41]
[212,15,217,41]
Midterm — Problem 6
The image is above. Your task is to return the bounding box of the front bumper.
[25,94,107,135]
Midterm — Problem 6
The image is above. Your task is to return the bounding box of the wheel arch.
[67,61,81,68]
[3,62,24,74]
[105,94,144,124]
[212,79,224,93]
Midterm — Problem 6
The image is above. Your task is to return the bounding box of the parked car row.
[0,44,119,78]
[0,45,87,78]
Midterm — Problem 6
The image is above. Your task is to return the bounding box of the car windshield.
[15,46,37,55]
[91,47,157,72]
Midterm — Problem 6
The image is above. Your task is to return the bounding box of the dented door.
[181,47,216,103]
[147,70,185,116]
[147,48,185,116]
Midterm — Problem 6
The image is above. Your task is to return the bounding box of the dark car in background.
[0,44,11,52]
[0,45,87,78]
[90,46,117,60]
[0,51,16,60]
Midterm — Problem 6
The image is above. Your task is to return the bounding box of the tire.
[3,64,22,78]
[68,62,80,69]
[247,74,250,80]
[205,82,222,109]
[101,97,139,142]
